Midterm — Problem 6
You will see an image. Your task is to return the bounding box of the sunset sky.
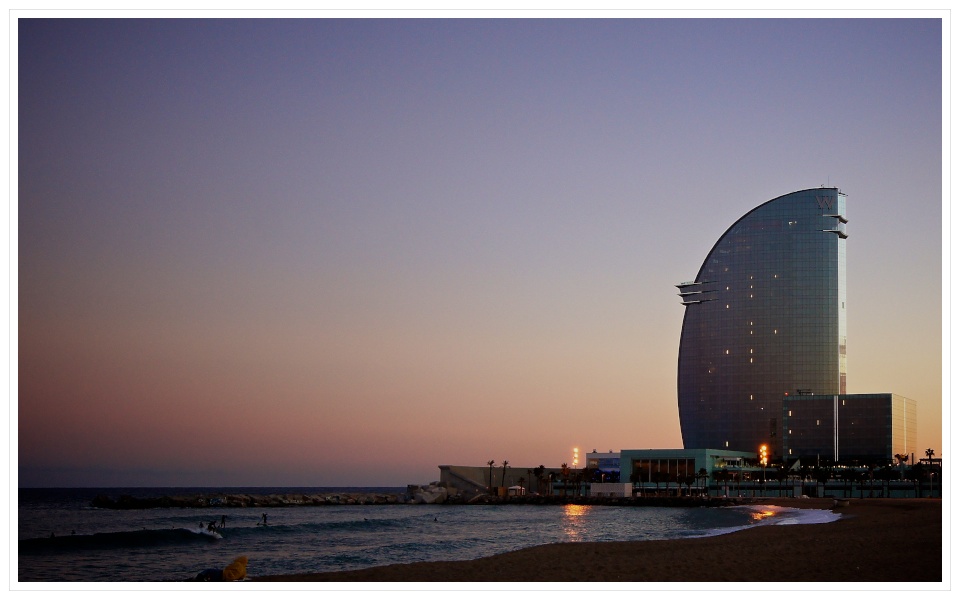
[14,17,944,487]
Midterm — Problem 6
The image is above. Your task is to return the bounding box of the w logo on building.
[816,195,834,210]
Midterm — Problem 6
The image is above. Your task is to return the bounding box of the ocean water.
[17,487,840,582]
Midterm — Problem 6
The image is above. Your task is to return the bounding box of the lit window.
[750,358,753,363]
[725,350,729,355]
[750,349,753,354]
[750,395,753,400]
[788,410,792,416]
[816,419,821,426]
[774,329,777,334]
[726,305,730,309]
[788,429,792,435]
[726,286,730,290]
[725,441,729,447]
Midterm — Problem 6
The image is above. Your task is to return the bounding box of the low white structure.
[588,483,632,498]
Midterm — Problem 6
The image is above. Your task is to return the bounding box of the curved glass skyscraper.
[677,188,847,456]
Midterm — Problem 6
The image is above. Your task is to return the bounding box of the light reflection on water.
[751,509,776,522]
[561,503,591,541]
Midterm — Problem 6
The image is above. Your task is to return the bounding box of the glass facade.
[677,188,847,456]
[631,458,695,483]
[781,393,917,462]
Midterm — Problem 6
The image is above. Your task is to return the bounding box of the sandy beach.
[253,497,942,583]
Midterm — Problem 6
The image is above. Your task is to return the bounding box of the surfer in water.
[260,513,268,526]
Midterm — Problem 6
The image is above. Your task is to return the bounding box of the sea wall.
[90,482,459,510]
[90,487,747,510]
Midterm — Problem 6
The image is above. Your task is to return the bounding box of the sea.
[17,487,841,583]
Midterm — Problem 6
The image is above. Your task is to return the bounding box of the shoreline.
[252,497,942,583]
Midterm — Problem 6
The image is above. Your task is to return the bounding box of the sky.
[13,17,944,487]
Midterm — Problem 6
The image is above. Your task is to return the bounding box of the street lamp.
[759,445,768,495]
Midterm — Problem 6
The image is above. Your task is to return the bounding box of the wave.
[19,527,222,554]
[683,504,842,538]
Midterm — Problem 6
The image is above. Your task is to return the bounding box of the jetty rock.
[405,482,454,504]
[90,491,404,509]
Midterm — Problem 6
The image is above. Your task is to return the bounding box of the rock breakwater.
[90,482,461,510]
[90,486,748,510]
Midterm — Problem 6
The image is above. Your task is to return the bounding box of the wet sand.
[253,497,942,583]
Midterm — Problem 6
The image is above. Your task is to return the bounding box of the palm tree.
[652,470,668,496]
[501,460,509,488]
[534,465,545,495]
[560,463,569,498]
[697,468,709,497]
[894,453,909,483]
[518,477,526,496]
[526,469,533,495]
[815,467,830,498]
[908,462,926,497]
[487,460,496,494]
[716,468,730,497]
[924,450,937,497]
[879,464,895,498]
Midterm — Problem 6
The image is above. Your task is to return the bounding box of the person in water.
[261,513,268,525]
[220,515,226,528]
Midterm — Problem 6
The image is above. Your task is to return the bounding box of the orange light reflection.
[561,504,591,542]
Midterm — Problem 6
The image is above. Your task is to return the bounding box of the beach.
[254,498,942,583]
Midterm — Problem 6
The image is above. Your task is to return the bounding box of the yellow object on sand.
[222,556,248,581]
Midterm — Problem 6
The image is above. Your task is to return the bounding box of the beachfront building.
[676,187,848,459]
[619,448,756,495]
[675,187,919,465]
[585,450,621,482]
[781,393,917,463]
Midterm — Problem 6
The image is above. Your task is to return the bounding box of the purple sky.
[15,18,943,487]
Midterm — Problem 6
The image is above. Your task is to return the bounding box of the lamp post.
[759,445,768,496]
